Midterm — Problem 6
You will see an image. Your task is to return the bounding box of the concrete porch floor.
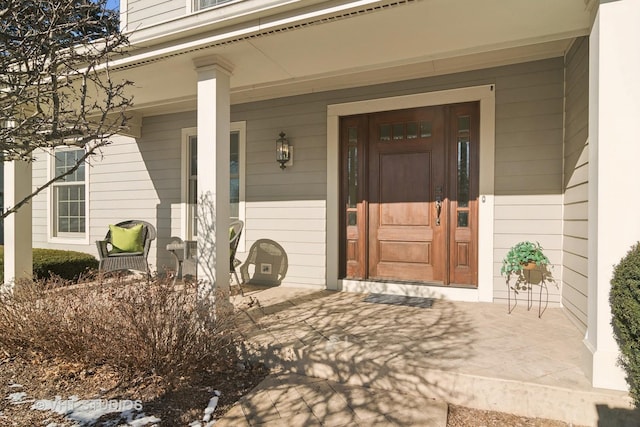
[217,285,637,426]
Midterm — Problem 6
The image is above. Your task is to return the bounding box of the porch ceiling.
[117,0,594,116]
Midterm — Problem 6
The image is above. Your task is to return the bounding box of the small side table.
[166,239,197,284]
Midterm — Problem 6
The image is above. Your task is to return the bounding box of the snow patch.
[7,391,26,402]
[189,390,220,427]
[31,396,157,426]
[7,386,225,426]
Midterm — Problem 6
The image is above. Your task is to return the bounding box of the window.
[194,0,237,12]
[182,123,246,250]
[51,148,87,239]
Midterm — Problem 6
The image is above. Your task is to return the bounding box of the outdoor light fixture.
[276,131,290,169]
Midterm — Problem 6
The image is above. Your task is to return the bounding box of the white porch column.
[193,56,232,298]
[3,160,33,286]
[586,0,640,391]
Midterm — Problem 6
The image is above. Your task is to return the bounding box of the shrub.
[0,275,241,385]
[610,243,640,407]
[0,246,98,282]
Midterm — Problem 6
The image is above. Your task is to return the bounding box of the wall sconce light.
[276,131,290,170]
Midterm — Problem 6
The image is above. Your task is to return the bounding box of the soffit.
[116,0,592,115]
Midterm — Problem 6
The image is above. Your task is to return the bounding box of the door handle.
[435,197,442,226]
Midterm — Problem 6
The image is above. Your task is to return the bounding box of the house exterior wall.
[231,58,564,294]
[563,37,589,333]
[234,101,327,287]
[125,0,185,30]
[492,59,565,304]
[30,58,566,295]
[30,112,192,274]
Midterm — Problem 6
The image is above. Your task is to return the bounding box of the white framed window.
[192,0,238,12]
[49,147,89,243]
[181,122,246,251]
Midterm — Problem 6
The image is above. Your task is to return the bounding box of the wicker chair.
[166,220,244,293]
[239,239,288,286]
[96,220,156,276]
[229,220,244,291]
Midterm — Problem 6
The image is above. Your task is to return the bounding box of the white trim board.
[326,84,496,302]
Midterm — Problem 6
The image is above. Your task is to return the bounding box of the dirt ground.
[0,354,585,426]
[0,353,268,426]
[447,404,582,427]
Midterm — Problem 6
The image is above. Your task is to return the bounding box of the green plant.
[500,241,550,278]
[0,246,98,282]
[610,243,640,407]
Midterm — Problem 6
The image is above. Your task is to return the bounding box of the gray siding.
[126,0,185,30]
[492,59,565,304]
[234,103,327,286]
[562,37,589,332]
[30,58,567,292]
[233,57,565,293]
[31,112,194,274]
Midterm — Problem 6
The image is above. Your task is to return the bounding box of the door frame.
[327,85,495,302]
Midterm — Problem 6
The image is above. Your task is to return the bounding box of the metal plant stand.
[507,265,549,318]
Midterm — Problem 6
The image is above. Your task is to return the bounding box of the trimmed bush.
[0,246,98,282]
[610,243,640,407]
[0,276,241,385]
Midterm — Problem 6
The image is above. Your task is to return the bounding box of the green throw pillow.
[109,223,144,253]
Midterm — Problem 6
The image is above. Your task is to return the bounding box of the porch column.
[586,0,640,391]
[3,160,33,286]
[193,56,233,298]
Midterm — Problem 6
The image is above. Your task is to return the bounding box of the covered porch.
[227,285,635,426]
[4,0,640,396]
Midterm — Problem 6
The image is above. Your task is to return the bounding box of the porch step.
[215,371,449,427]
[240,330,636,427]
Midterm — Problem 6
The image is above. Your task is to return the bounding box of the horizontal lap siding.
[31,152,48,244]
[126,0,185,29]
[493,195,564,304]
[28,58,568,292]
[244,201,327,286]
[492,58,565,305]
[234,101,327,286]
[31,112,194,274]
[562,37,589,333]
[130,112,194,272]
[233,58,566,289]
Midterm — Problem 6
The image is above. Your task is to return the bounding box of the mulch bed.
[0,353,268,426]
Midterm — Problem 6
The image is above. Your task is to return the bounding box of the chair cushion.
[109,223,144,254]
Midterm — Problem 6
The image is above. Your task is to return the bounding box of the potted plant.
[500,241,550,279]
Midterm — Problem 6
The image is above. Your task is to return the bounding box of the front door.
[339,102,479,287]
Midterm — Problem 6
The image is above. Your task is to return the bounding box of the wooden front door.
[339,102,479,287]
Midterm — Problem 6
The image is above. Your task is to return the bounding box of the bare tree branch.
[0,0,133,219]
[2,141,108,218]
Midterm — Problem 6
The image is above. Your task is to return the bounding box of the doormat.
[363,293,434,308]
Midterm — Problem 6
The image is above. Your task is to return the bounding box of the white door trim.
[326,84,495,302]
